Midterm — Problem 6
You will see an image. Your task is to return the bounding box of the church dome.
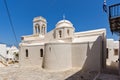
[56,19,73,29]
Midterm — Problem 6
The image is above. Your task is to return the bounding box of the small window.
[114,49,118,55]
[21,37,24,40]
[49,47,51,52]
[59,30,62,38]
[106,48,108,58]
[7,51,9,54]
[40,49,43,57]
[67,29,69,35]
[38,26,40,33]
[6,58,8,61]
[26,49,28,57]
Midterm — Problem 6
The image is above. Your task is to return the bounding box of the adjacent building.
[0,44,19,67]
[0,43,7,62]
[106,39,119,69]
[6,45,19,62]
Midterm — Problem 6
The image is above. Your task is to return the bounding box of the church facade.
[19,16,106,72]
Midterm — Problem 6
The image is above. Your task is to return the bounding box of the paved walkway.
[96,73,120,80]
[0,67,81,80]
[0,65,119,80]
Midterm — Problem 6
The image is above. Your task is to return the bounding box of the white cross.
[63,14,66,20]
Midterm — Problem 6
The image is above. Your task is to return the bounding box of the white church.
[19,16,107,72]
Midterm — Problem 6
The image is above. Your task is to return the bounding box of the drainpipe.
[118,33,120,75]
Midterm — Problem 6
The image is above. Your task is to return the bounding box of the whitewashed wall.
[44,43,72,71]
[0,44,7,61]
[72,37,102,72]
[19,45,44,67]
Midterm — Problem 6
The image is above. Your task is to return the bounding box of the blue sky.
[0,0,120,46]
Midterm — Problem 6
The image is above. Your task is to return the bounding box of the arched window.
[38,26,40,33]
[35,26,37,34]
[26,49,28,57]
[59,30,62,38]
[40,49,43,57]
[41,26,44,34]
[43,27,45,34]
[35,24,40,34]
[67,29,69,35]
[41,24,46,34]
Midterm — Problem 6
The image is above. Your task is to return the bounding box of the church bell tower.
[33,16,47,36]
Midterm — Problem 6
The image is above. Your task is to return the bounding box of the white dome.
[56,20,73,29]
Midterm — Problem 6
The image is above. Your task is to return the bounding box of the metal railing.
[109,3,120,19]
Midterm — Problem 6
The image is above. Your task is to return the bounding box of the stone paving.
[96,73,120,80]
[0,66,81,80]
[0,65,119,80]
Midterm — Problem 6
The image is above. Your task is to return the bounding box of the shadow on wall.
[82,36,102,72]
[66,36,103,80]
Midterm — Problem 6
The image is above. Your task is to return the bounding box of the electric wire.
[3,0,18,45]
